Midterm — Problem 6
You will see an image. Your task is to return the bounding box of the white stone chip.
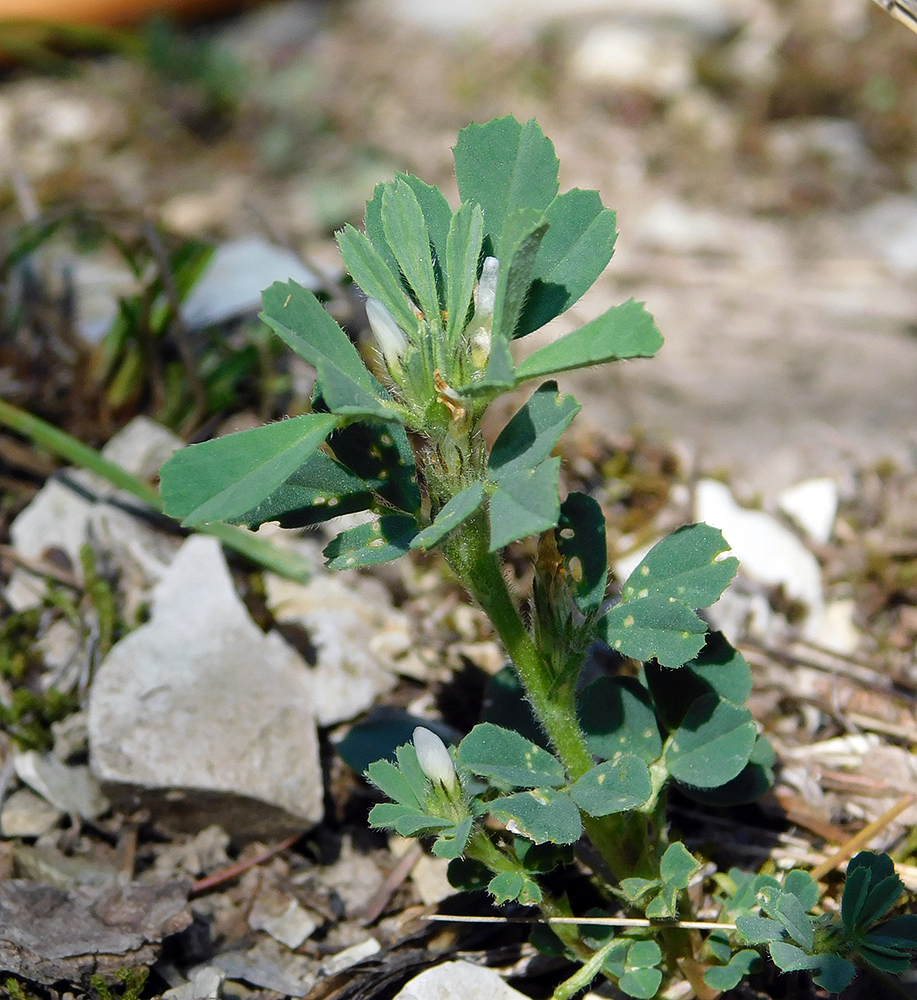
[14,750,109,820]
[265,573,414,726]
[695,479,824,639]
[319,937,381,977]
[88,535,323,839]
[0,788,62,838]
[777,477,838,545]
[392,960,530,999]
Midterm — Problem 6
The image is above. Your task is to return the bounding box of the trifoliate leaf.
[160,413,341,527]
[457,723,567,787]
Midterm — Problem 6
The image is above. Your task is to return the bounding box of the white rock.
[14,750,109,820]
[637,199,732,255]
[319,937,381,977]
[88,535,323,839]
[5,417,182,611]
[162,965,225,1000]
[250,893,320,949]
[392,960,530,1000]
[569,25,695,98]
[0,788,62,838]
[816,598,861,656]
[181,237,320,330]
[411,853,455,905]
[695,479,824,638]
[858,195,917,275]
[265,574,413,726]
[777,477,838,545]
[101,415,183,480]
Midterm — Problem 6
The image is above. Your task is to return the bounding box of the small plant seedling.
[159,117,916,997]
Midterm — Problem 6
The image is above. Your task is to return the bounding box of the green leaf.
[492,207,549,344]
[410,482,486,551]
[363,181,403,282]
[620,523,738,610]
[660,842,703,890]
[599,597,708,668]
[516,188,617,337]
[456,723,567,787]
[555,492,607,615]
[448,857,490,892]
[445,201,485,347]
[736,914,784,945]
[488,787,582,845]
[400,174,453,276]
[769,941,819,973]
[569,754,652,816]
[784,869,820,911]
[453,116,559,253]
[323,515,418,569]
[489,382,580,481]
[678,734,775,806]
[619,967,663,1000]
[337,224,418,333]
[841,863,872,930]
[396,741,431,801]
[855,945,911,974]
[488,871,543,905]
[645,631,753,730]
[578,676,662,765]
[381,178,441,322]
[514,299,662,383]
[368,802,453,837]
[665,694,757,788]
[771,893,814,951]
[619,877,661,904]
[260,281,397,420]
[859,874,906,928]
[865,914,917,951]
[619,941,664,1000]
[489,458,562,551]
[703,950,762,991]
[811,955,856,993]
[324,417,420,515]
[230,450,375,529]
[432,816,474,860]
[160,413,341,526]
[366,758,423,811]
[514,838,573,874]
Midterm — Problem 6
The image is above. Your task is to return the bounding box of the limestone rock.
[696,479,824,639]
[88,535,323,839]
[393,960,530,999]
[265,573,415,726]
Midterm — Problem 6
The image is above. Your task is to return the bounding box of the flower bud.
[366,297,407,371]
[476,257,499,319]
[413,727,457,790]
[469,257,499,370]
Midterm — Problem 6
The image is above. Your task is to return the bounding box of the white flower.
[476,257,499,319]
[469,257,499,370]
[413,726,457,790]
[366,297,407,370]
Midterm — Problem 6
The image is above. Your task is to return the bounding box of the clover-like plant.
[159,117,915,998]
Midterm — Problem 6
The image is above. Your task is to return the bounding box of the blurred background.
[2,0,917,496]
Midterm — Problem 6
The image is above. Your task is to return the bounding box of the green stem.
[444,511,593,778]
[0,398,315,582]
[444,512,641,880]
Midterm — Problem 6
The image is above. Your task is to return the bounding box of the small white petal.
[413,727,457,790]
[366,297,407,365]
[475,257,499,318]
